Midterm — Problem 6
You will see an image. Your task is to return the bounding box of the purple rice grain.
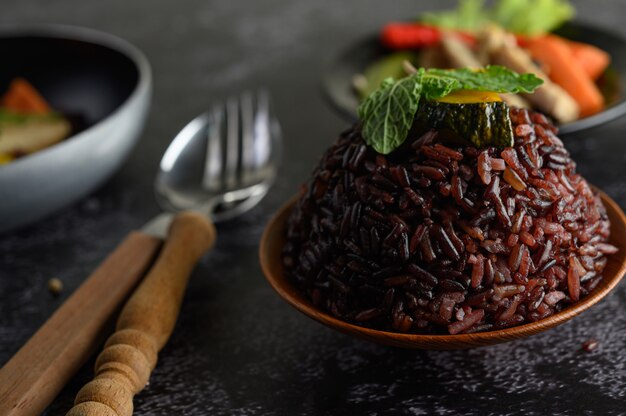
[582,338,599,352]
[283,107,615,334]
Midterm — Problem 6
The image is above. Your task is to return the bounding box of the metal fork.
[152,89,281,229]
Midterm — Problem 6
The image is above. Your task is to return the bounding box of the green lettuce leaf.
[491,0,574,35]
[422,0,488,32]
[421,0,575,35]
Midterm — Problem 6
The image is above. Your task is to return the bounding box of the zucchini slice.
[0,116,71,156]
[415,91,513,148]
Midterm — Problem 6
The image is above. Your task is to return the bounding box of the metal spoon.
[0,91,281,416]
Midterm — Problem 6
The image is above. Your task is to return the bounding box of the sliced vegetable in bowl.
[372,0,607,123]
[0,78,73,164]
[0,24,152,233]
[323,0,626,134]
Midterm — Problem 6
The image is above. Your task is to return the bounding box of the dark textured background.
[2,1,626,415]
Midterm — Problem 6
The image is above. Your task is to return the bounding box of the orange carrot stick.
[567,40,611,81]
[527,35,604,117]
[1,78,51,114]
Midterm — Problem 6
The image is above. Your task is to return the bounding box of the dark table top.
[2,0,626,415]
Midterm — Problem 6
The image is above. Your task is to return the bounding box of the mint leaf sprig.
[357,65,543,154]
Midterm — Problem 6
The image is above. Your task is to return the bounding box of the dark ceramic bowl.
[0,24,152,233]
[322,22,626,136]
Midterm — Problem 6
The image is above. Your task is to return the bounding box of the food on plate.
[284,66,616,334]
[481,25,579,122]
[0,78,72,164]
[355,0,613,124]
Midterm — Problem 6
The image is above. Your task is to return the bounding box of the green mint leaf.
[421,75,462,100]
[357,75,422,154]
[424,66,543,94]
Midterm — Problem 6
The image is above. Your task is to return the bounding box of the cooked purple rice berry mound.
[282,108,617,334]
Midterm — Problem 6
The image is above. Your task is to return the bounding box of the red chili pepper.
[381,23,441,49]
[381,23,477,49]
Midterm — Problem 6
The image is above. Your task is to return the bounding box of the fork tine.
[203,90,278,196]
[224,96,240,189]
[202,106,223,191]
[253,89,271,171]
[240,91,255,183]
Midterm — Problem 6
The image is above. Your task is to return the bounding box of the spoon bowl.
[260,190,626,349]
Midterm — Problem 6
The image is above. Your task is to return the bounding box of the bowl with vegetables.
[323,0,626,135]
[0,24,151,233]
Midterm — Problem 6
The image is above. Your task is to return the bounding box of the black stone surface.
[2,1,626,415]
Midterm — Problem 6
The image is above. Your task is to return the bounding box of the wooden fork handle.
[0,232,162,416]
[67,212,216,416]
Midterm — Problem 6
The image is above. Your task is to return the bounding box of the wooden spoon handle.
[67,212,216,416]
[0,232,162,416]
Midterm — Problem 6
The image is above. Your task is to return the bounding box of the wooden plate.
[259,191,626,349]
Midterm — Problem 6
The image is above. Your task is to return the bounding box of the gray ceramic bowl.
[0,24,152,233]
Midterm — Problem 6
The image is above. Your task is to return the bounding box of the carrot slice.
[527,35,604,117]
[567,40,611,81]
[1,78,51,114]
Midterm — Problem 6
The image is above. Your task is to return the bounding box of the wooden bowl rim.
[259,190,626,348]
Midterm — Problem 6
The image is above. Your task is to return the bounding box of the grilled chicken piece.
[480,25,579,123]
[441,31,530,109]
[441,32,482,69]
[477,24,503,66]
